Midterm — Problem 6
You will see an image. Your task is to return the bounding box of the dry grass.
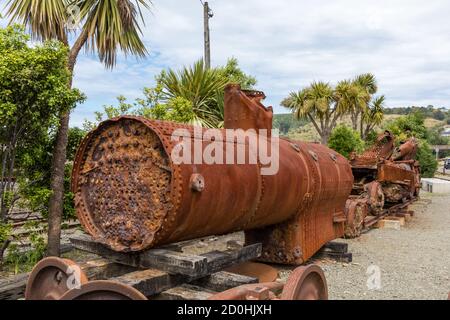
[284,115,444,142]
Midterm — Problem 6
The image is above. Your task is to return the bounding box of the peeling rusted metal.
[343,197,369,238]
[391,137,419,161]
[72,84,354,264]
[345,132,421,237]
[224,84,273,134]
[350,131,395,168]
[365,181,385,216]
[378,160,420,202]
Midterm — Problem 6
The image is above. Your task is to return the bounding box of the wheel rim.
[60,280,147,300]
[25,257,88,300]
[281,264,328,300]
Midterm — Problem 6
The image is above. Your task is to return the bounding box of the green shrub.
[417,141,438,178]
[5,221,46,274]
[385,113,438,177]
[0,223,12,244]
[328,125,365,158]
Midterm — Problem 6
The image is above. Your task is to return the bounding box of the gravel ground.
[3,193,448,300]
[317,193,450,300]
[61,192,449,300]
[182,193,449,300]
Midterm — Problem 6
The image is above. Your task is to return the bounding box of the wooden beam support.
[192,271,257,292]
[70,234,261,278]
[154,284,216,300]
[70,234,209,277]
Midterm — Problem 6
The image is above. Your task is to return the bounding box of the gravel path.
[3,193,447,300]
[320,193,450,300]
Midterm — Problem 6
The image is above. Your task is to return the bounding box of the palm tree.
[161,60,228,128]
[334,79,365,120]
[282,82,342,144]
[352,73,377,133]
[5,0,151,256]
[354,73,378,95]
[361,95,385,139]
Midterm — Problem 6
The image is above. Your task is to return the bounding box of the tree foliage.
[272,114,309,135]
[217,57,257,90]
[282,81,345,144]
[328,125,365,159]
[16,127,85,220]
[85,58,258,129]
[0,25,84,221]
[5,0,152,257]
[6,0,151,68]
[386,113,438,177]
[384,105,450,122]
[386,112,428,141]
[282,73,385,144]
[416,141,438,178]
[160,60,228,127]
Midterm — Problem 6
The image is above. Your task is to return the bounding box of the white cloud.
[139,0,450,113]
[2,0,450,127]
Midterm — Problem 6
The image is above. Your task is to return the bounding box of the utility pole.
[202,1,213,69]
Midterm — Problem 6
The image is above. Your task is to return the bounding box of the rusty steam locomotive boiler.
[71,84,354,265]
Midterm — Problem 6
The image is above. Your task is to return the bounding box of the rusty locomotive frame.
[24,84,420,300]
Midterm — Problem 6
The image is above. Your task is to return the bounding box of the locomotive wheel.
[25,257,88,300]
[280,265,328,300]
[60,280,147,300]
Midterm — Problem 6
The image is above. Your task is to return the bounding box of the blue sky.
[2,0,450,127]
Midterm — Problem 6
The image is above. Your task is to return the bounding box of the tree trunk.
[362,123,373,141]
[0,238,12,268]
[351,112,357,131]
[0,144,11,222]
[0,152,9,222]
[321,129,330,145]
[360,118,364,138]
[46,31,88,257]
[46,112,70,257]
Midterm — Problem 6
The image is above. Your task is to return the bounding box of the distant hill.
[384,106,449,121]
[273,112,448,142]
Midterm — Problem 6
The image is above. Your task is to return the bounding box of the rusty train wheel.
[60,280,147,300]
[280,265,328,300]
[25,257,88,300]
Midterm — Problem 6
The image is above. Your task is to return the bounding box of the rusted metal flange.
[60,280,147,300]
[344,198,368,238]
[365,181,385,216]
[225,262,278,283]
[280,265,328,300]
[208,282,284,300]
[25,257,88,300]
